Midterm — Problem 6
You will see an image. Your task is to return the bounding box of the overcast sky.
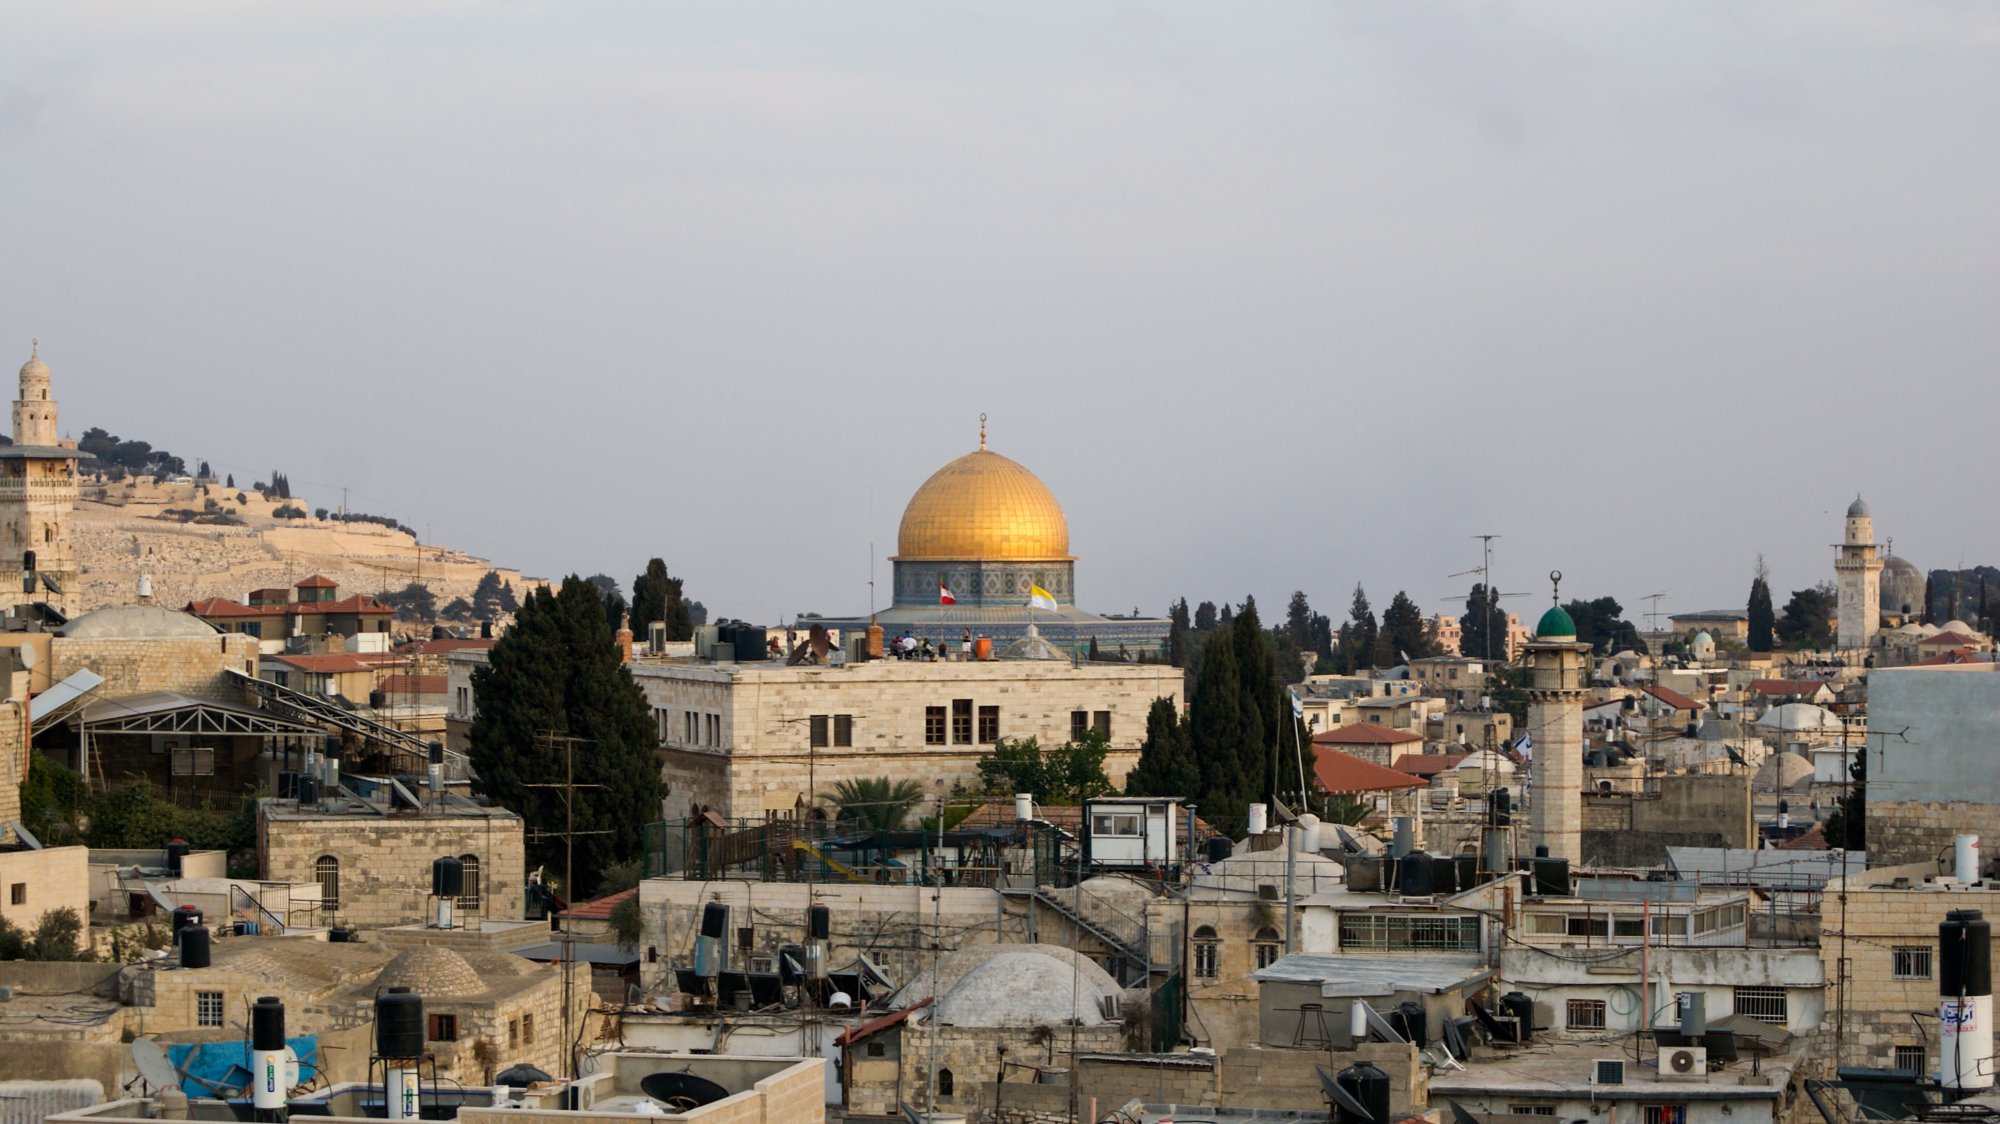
[4,3,1996,628]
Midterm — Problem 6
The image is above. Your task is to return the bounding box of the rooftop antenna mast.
[1444,534,1524,662]
[1642,591,1669,633]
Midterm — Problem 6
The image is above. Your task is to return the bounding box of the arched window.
[1192,925,1220,980]
[315,856,340,911]
[458,855,481,911]
[936,1068,953,1098]
[1253,926,1282,970]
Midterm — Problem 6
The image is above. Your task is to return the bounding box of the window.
[7,883,23,906]
[196,991,225,1028]
[1566,915,1610,938]
[1192,925,1219,979]
[1526,913,1567,936]
[1895,1045,1925,1072]
[707,714,721,746]
[810,715,830,748]
[833,714,853,747]
[1091,813,1141,837]
[1508,1107,1556,1117]
[462,687,474,716]
[459,855,481,911]
[1071,711,1089,742]
[951,699,973,745]
[1567,999,1607,1030]
[937,1068,953,1098]
[171,747,215,776]
[1733,986,1787,1024]
[1092,711,1111,739]
[509,1018,519,1049]
[866,1041,886,1057]
[1339,914,1482,952]
[1894,947,1934,980]
[315,856,340,911]
[1641,1106,1685,1124]
[925,707,947,746]
[428,1013,458,1042]
[1254,926,1282,969]
[685,711,697,744]
[977,706,999,744]
[523,1012,535,1043]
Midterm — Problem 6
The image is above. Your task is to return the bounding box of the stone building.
[259,789,525,929]
[0,346,80,614]
[630,656,1182,820]
[1865,663,2000,868]
[1834,495,1884,651]
[186,575,396,652]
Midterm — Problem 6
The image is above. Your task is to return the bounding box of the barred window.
[1254,926,1282,969]
[196,991,225,1028]
[1071,711,1089,742]
[1733,986,1787,1024]
[315,855,340,911]
[1192,925,1219,979]
[833,714,853,747]
[1338,913,1480,952]
[810,715,830,748]
[1508,1107,1556,1117]
[1895,1045,1925,1072]
[1893,947,1933,980]
[1567,998,1607,1030]
[458,855,481,911]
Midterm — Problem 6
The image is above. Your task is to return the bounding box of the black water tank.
[807,904,831,940]
[1502,991,1535,1043]
[1205,836,1233,864]
[368,690,386,710]
[1532,857,1572,897]
[252,996,287,1051]
[1398,851,1435,897]
[376,987,425,1059]
[1534,843,1549,859]
[1396,1001,1427,1048]
[432,857,464,898]
[172,905,204,937]
[1336,1062,1391,1124]
[1491,788,1511,824]
[324,736,343,761]
[179,926,210,969]
[166,839,190,878]
[1431,855,1458,895]
[277,771,299,799]
[1942,909,1993,999]
[701,902,730,940]
[297,774,319,806]
[428,742,445,767]
[1455,854,1479,892]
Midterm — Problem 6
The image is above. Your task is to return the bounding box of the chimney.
[616,622,634,664]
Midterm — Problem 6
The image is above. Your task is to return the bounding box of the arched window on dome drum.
[315,856,339,911]
[458,855,481,911]
[1193,925,1219,980]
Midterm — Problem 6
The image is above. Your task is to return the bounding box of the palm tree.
[827,777,925,832]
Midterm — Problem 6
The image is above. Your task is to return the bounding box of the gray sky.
[4,3,1996,628]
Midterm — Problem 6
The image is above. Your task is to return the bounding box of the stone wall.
[1817,880,2000,1075]
[1870,800,2000,871]
[889,1023,1127,1120]
[50,633,259,701]
[1582,773,1753,848]
[0,845,91,938]
[260,807,525,929]
[423,964,586,1086]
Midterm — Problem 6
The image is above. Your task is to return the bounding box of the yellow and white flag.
[1027,583,1059,612]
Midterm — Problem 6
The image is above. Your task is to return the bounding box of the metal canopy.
[73,691,323,737]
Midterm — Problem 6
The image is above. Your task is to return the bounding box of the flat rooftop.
[1431,1039,1802,1102]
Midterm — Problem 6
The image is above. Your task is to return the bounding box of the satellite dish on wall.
[17,644,34,670]
[130,1038,181,1093]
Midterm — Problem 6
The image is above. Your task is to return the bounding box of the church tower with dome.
[0,346,80,614]
[820,422,1168,655]
[1834,495,1883,651]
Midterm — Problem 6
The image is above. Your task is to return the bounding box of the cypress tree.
[631,558,694,641]
[1126,698,1199,798]
[1232,598,1276,811]
[469,576,664,897]
[1747,576,1775,653]
[1381,590,1431,662]
[1346,585,1379,670]
[1189,626,1246,825]
[1167,599,1191,669]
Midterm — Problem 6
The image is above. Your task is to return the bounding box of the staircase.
[227,668,467,778]
[1000,886,1150,979]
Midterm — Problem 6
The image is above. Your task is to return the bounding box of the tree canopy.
[1562,596,1646,655]
[1125,697,1199,799]
[1747,567,1776,653]
[827,777,926,831]
[631,559,695,641]
[473,570,519,619]
[1380,590,1433,663]
[1776,585,1836,649]
[468,575,664,897]
[976,733,1114,805]
[1459,583,1510,660]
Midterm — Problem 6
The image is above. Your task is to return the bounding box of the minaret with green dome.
[1525,572,1589,867]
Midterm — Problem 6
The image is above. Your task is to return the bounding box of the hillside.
[71,477,536,620]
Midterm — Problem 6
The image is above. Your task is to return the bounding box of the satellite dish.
[1442,1017,1471,1061]
[16,645,33,670]
[131,1038,181,1093]
[1447,1099,1486,1124]
[1315,1064,1376,1122]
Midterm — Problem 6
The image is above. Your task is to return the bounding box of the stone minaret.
[1526,581,1589,867]
[0,346,80,613]
[1835,496,1883,651]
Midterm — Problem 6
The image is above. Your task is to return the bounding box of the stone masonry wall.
[261,810,525,929]
[1869,800,2000,870]
[51,634,258,701]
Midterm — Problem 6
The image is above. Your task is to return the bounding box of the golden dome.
[896,447,1071,561]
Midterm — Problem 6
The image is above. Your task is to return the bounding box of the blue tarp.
[165,1037,320,1098]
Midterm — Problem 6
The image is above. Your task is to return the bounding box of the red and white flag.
[939,581,957,606]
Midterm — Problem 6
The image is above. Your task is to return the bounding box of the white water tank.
[1958,835,1982,885]
[1296,813,1322,854]
[1247,804,1269,835]
[1014,793,1034,822]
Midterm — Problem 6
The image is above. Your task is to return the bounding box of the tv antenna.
[1442,535,1527,660]
[1641,591,1669,632]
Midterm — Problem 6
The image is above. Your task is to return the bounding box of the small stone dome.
[19,346,49,384]
[1535,605,1576,640]
[902,944,1121,1028]
[376,945,486,999]
[54,604,219,640]
[1847,495,1870,518]
[1943,620,1976,636]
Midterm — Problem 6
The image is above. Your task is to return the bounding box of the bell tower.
[0,345,80,613]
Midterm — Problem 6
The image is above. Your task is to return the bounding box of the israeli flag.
[1514,732,1533,760]
[1289,688,1304,719]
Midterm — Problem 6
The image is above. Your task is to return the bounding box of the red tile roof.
[186,594,392,620]
[1749,679,1828,697]
[1312,724,1424,746]
[1777,823,1826,851]
[1393,753,1468,778]
[835,997,931,1047]
[379,674,447,696]
[562,886,637,920]
[1912,649,1992,667]
[296,574,338,589]
[269,653,398,674]
[1312,748,1427,795]
[1642,685,1702,711]
[1923,631,1983,647]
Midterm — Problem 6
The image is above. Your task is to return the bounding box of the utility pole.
[525,731,611,1080]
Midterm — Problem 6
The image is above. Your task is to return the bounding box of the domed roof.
[54,604,219,640]
[18,345,48,383]
[1847,495,1870,518]
[1883,556,1921,577]
[1692,631,1714,645]
[1754,702,1843,732]
[900,943,1121,1028]
[1943,620,1977,636]
[376,945,485,999]
[1535,605,1577,640]
[895,445,1070,561]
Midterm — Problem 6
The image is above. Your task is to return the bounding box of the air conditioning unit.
[1659,1046,1707,1077]
[1592,1059,1625,1086]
